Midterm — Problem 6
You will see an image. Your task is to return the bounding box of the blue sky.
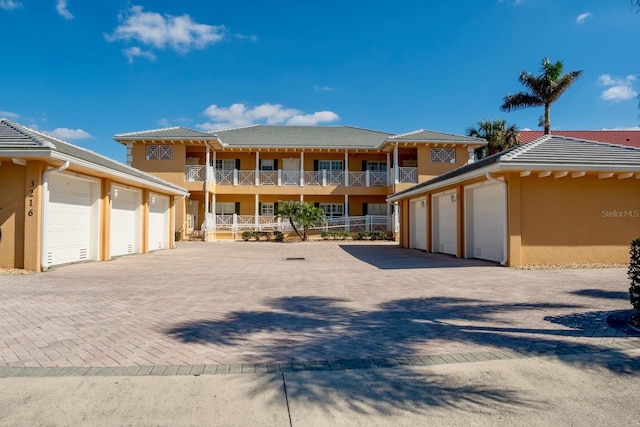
[1,0,639,162]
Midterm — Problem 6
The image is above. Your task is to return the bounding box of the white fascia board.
[50,152,188,196]
[0,149,54,159]
[498,163,640,173]
[387,164,500,202]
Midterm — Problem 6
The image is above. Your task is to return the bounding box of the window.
[215,202,236,215]
[319,203,344,218]
[367,161,387,172]
[260,159,274,171]
[146,145,172,160]
[367,203,388,216]
[318,160,343,171]
[431,148,456,163]
[261,203,274,216]
[216,159,236,170]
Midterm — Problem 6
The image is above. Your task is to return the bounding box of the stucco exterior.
[390,135,640,267]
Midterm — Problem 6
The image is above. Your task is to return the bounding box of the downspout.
[203,142,210,241]
[41,161,70,271]
[485,172,508,266]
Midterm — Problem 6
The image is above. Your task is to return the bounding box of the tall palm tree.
[501,57,583,134]
[466,119,519,159]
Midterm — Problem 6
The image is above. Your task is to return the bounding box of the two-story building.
[114,125,486,240]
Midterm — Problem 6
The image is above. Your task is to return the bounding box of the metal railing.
[399,167,418,183]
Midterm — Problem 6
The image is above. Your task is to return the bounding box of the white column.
[204,144,210,231]
[255,193,259,229]
[393,202,399,234]
[300,151,305,187]
[386,152,390,186]
[255,151,260,186]
[393,143,399,184]
[344,194,350,232]
[344,151,349,186]
[212,193,217,230]
[300,194,304,202]
[212,151,217,185]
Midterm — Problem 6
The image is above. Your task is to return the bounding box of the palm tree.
[501,57,583,134]
[466,119,519,159]
[276,201,326,241]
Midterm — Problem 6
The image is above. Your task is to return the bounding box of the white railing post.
[255,151,260,186]
[366,215,371,231]
[322,170,327,186]
[300,151,305,187]
[278,169,282,186]
[233,169,238,186]
[365,170,370,187]
[232,213,238,239]
[344,152,349,186]
[393,143,399,184]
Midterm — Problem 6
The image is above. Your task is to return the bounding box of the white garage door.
[148,194,169,251]
[410,198,427,250]
[432,192,457,255]
[466,183,506,263]
[46,174,97,266]
[110,187,141,257]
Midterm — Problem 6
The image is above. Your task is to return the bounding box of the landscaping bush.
[629,237,640,313]
[242,230,254,241]
[241,230,284,242]
[273,231,284,242]
[321,230,351,240]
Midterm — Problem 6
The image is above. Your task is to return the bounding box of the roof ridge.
[390,129,424,139]
[207,124,260,134]
[502,134,552,160]
[342,125,393,135]
[542,135,640,150]
[115,126,199,137]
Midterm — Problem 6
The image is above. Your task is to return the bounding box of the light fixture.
[420,200,427,208]
[150,196,156,205]
[450,194,458,203]
[113,188,119,199]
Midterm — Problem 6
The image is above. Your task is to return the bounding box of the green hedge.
[629,237,640,311]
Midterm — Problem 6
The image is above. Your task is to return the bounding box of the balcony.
[185,166,419,187]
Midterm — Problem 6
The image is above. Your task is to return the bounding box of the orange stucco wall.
[0,161,27,269]
[514,174,640,265]
[417,146,471,182]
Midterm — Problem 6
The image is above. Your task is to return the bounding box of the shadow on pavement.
[338,244,498,269]
[569,289,629,300]
[166,295,639,413]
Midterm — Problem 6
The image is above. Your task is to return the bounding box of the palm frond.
[500,93,543,112]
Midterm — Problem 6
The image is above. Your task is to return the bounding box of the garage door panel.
[46,175,93,266]
[148,195,169,251]
[433,193,457,255]
[467,183,505,263]
[410,199,427,250]
[110,188,140,257]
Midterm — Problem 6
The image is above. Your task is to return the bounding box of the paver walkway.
[0,242,637,373]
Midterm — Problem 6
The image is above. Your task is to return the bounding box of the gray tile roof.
[211,125,393,149]
[0,118,54,149]
[115,126,214,139]
[501,135,640,167]
[0,119,187,195]
[388,129,485,144]
[390,135,640,200]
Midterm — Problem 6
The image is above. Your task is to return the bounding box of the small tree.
[629,238,640,321]
[276,201,326,241]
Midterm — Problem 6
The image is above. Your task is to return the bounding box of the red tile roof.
[518,130,640,148]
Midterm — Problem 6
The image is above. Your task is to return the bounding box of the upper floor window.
[216,159,236,170]
[318,160,343,171]
[146,145,172,160]
[431,148,455,163]
[367,161,387,171]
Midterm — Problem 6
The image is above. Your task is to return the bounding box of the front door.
[188,200,199,230]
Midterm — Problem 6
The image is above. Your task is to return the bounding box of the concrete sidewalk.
[1,349,639,426]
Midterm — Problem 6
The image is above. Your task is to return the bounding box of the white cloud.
[123,46,156,63]
[575,12,592,24]
[0,110,20,118]
[235,33,257,41]
[197,102,340,130]
[602,126,640,131]
[106,5,225,56]
[0,0,21,10]
[314,84,335,92]
[46,128,93,140]
[598,74,638,102]
[56,0,73,20]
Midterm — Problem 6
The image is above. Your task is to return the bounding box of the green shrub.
[629,238,640,311]
[242,230,254,241]
[273,231,284,242]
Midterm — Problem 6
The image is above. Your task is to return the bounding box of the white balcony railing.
[399,167,418,183]
[186,166,399,187]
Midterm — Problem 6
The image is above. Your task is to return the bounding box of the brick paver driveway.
[0,242,637,368]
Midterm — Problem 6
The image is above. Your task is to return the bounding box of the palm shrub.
[629,238,640,316]
[276,201,326,241]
